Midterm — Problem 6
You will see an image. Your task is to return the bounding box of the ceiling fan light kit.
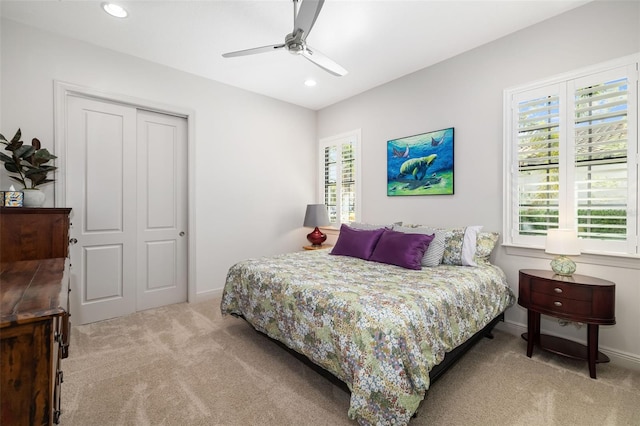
[222,0,347,77]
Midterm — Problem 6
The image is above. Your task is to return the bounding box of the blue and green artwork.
[387,127,454,196]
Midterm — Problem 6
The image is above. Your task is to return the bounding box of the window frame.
[503,54,639,258]
[318,129,362,226]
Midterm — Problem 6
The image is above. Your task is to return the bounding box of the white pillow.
[461,225,483,266]
[393,225,445,267]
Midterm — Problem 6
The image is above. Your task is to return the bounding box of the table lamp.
[303,204,330,247]
[545,228,581,276]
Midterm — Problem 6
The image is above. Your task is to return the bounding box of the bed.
[221,225,515,425]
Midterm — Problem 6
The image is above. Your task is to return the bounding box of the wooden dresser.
[0,207,71,262]
[0,207,72,425]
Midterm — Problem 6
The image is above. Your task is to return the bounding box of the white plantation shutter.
[505,56,639,255]
[320,130,361,225]
[324,145,338,221]
[339,143,356,223]
[570,69,634,253]
[514,87,562,243]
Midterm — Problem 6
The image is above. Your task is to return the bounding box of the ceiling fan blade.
[294,0,324,40]
[222,44,286,58]
[302,47,348,77]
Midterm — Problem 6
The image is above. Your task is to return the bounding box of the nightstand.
[303,245,333,250]
[518,269,615,379]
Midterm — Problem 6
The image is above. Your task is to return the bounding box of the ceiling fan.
[222,0,348,77]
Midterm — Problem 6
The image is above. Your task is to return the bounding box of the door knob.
[179,232,185,237]
[69,238,78,245]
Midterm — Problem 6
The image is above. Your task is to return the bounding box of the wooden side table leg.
[526,310,539,358]
[587,324,599,379]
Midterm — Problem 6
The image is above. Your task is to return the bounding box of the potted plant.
[1,128,57,207]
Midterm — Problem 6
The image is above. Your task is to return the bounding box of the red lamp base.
[306,227,327,247]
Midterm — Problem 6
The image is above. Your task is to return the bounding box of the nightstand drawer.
[531,291,592,316]
[531,278,591,301]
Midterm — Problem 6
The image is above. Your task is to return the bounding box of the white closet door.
[66,96,137,324]
[66,97,188,324]
[136,110,187,311]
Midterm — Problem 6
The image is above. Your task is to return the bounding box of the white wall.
[0,19,317,300]
[317,1,640,369]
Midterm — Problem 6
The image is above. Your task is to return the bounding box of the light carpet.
[59,299,640,426]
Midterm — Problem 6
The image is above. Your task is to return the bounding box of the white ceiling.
[1,0,590,110]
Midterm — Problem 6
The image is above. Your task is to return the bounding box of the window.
[319,130,361,225]
[504,55,639,256]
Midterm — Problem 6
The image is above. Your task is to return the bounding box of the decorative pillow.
[440,227,466,265]
[393,225,445,267]
[348,222,394,230]
[369,229,434,270]
[475,232,500,262]
[441,225,483,266]
[330,224,384,260]
[461,225,482,266]
[400,223,484,266]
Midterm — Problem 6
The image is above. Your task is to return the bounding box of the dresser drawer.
[531,291,592,317]
[531,278,592,301]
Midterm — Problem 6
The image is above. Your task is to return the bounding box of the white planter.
[22,188,46,207]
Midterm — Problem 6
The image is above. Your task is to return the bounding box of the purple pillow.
[330,224,385,260]
[369,229,434,270]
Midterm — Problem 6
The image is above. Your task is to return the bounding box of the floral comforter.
[221,250,514,425]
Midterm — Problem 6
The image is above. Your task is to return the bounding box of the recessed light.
[304,79,317,87]
[102,2,128,18]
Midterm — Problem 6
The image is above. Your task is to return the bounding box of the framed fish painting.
[387,127,454,196]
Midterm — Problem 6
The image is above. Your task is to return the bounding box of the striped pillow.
[393,225,445,267]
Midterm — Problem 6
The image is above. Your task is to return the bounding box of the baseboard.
[193,288,223,303]
[496,320,640,372]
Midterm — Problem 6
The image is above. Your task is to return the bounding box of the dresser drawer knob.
[554,301,563,307]
[554,287,563,293]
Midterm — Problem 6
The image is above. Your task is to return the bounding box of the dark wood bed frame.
[429,312,504,383]
[235,311,505,393]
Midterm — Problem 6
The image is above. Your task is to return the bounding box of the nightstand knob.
[554,301,563,307]
[554,287,563,293]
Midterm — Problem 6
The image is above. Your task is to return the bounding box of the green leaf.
[0,152,13,163]
[10,129,21,144]
[34,148,56,161]
[32,149,56,166]
[0,133,7,142]
[25,169,55,184]
[24,168,46,177]
[5,140,23,152]
[30,176,46,186]
[4,162,20,173]
[9,176,25,185]
[14,145,36,159]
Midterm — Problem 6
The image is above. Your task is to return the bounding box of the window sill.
[319,226,340,235]
[502,244,640,270]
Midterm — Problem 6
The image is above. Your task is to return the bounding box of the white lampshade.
[545,228,581,256]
